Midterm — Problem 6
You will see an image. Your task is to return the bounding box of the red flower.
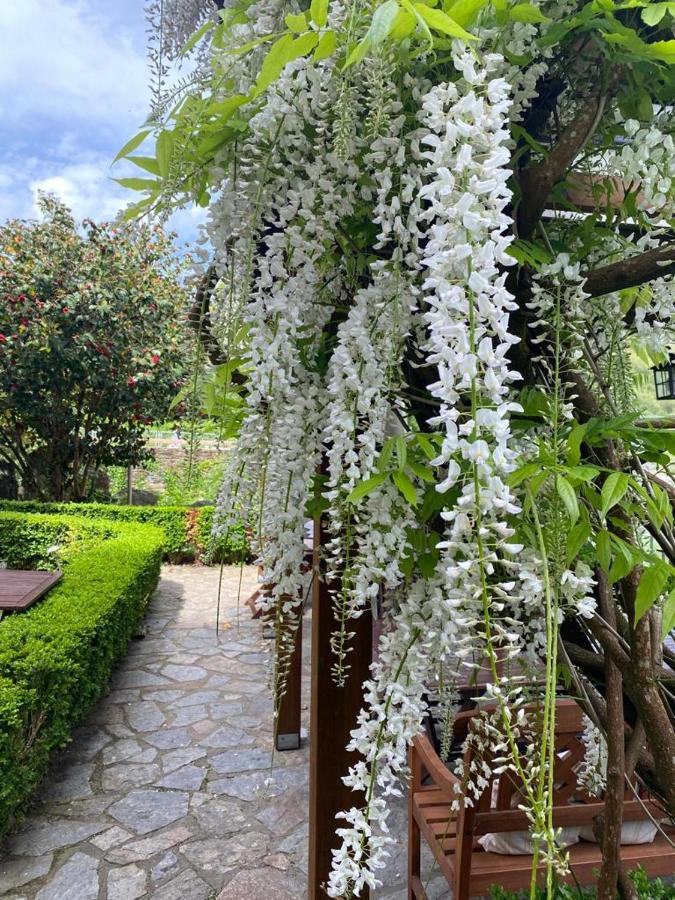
[62,306,69,314]
[127,376,137,387]
[0,335,6,342]
[151,354,160,364]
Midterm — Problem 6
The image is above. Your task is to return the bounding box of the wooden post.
[308,519,372,898]
[275,611,302,751]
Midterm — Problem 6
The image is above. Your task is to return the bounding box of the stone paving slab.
[0,564,447,899]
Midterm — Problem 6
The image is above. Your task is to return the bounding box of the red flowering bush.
[0,195,187,500]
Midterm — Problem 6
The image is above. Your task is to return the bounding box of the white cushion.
[578,821,657,845]
[478,828,580,855]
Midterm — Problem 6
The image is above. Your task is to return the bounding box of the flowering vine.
[125,1,675,897]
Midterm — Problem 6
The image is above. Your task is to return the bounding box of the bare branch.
[516,75,617,239]
[583,243,675,298]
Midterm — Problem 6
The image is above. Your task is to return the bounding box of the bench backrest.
[450,699,657,896]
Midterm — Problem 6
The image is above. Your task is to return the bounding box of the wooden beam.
[275,609,302,751]
[308,518,373,899]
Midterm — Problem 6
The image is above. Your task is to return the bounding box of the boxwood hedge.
[0,511,164,836]
[0,500,250,563]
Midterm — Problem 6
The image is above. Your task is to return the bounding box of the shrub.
[0,500,250,563]
[0,195,189,501]
[0,511,164,836]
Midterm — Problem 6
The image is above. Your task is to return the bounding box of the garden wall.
[0,511,164,836]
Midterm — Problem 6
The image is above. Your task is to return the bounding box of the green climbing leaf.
[393,470,419,506]
[635,564,670,623]
[600,472,629,519]
[556,475,579,524]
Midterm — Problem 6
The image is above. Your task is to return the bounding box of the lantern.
[653,354,675,400]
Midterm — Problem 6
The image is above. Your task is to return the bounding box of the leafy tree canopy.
[0,194,187,501]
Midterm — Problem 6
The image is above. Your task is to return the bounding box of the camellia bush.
[121,1,675,897]
[0,194,187,500]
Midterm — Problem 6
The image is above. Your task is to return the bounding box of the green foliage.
[0,515,112,570]
[489,867,675,899]
[0,500,250,564]
[158,458,226,507]
[0,512,164,835]
[0,194,188,501]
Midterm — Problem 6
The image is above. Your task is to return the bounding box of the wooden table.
[0,569,62,612]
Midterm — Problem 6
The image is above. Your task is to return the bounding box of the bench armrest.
[412,733,461,795]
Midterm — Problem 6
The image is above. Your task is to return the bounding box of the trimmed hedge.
[0,500,250,563]
[0,511,164,836]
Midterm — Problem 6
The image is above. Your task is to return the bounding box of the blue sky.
[0,0,204,243]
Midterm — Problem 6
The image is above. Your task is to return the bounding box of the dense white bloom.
[578,714,608,797]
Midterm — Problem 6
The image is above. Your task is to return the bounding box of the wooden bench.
[408,700,675,899]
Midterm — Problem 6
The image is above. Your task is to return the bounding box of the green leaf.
[600,472,629,518]
[347,472,388,503]
[507,461,540,488]
[127,155,161,176]
[180,20,213,54]
[662,587,675,638]
[156,131,174,178]
[566,520,591,564]
[256,33,319,93]
[509,2,550,22]
[413,2,478,38]
[647,39,675,63]
[285,12,308,32]
[393,470,418,506]
[415,433,437,460]
[313,29,337,60]
[443,0,488,26]
[636,88,654,120]
[114,129,151,163]
[641,2,669,25]
[566,422,589,467]
[556,475,579,524]
[608,538,635,584]
[344,35,371,67]
[635,564,670,623]
[395,436,407,469]
[114,177,160,191]
[205,94,249,120]
[389,7,417,37]
[596,529,612,571]
[370,0,401,42]
[310,0,329,26]
[418,551,438,577]
[407,459,436,483]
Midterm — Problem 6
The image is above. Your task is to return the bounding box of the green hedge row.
[0,511,164,836]
[0,500,250,563]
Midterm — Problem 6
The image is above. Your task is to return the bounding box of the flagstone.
[34,853,99,900]
[108,789,189,835]
[0,855,53,894]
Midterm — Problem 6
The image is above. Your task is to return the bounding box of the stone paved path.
[0,564,449,900]
[0,565,311,900]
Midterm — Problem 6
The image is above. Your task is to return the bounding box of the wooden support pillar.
[308,519,373,898]
[275,610,302,751]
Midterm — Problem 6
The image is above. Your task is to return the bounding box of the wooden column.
[275,611,302,751]
[308,519,373,898]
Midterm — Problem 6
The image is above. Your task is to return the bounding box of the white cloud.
[0,0,149,129]
[31,163,128,222]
